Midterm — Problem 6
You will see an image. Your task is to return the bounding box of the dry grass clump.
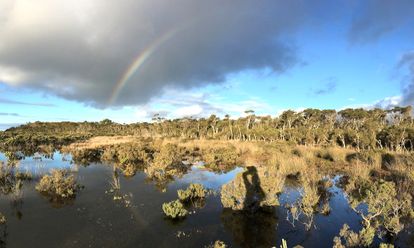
[36,169,80,198]
[162,200,188,219]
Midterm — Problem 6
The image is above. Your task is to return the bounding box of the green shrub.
[333,224,375,247]
[214,240,227,248]
[36,169,80,198]
[177,183,207,202]
[379,243,394,248]
[162,200,188,219]
[203,146,240,171]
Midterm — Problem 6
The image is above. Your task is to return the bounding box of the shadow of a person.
[242,166,265,212]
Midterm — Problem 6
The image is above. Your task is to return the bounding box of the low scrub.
[71,148,102,166]
[202,146,241,172]
[162,200,188,219]
[177,183,207,202]
[333,224,375,248]
[36,169,80,198]
[0,212,5,224]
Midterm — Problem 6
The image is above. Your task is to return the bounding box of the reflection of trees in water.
[0,225,7,248]
[107,166,132,207]
[0,162,28,219]
[221,208,278,248]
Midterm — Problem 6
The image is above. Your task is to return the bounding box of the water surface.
[0,152,403,247]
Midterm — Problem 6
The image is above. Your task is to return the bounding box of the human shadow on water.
[221,166,278,248]
[221,208,278,248]
[242,166,265,212]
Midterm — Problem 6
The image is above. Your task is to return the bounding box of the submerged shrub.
[379,243,394,248]
[36,169,80,198]
[0,212,5,224]
[71,148,102,165]
[162,200,188,219]
[177,183,207,202]
[0,161,31,195]
[212,240,227,248]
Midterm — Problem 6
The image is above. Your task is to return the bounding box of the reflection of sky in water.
[0,152,73,175]
[0,152,404,247]
[177,166,244,189]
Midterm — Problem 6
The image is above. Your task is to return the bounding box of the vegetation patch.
[162,200,188,219]
[0,213,5,225]
[70,148,102,166]
[333,223,375,248]
[177,183,207,202]
[221,166,284,212]
[202,146,241,172]
[36,169,81,199]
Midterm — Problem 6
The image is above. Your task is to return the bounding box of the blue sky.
[0,1,413,129]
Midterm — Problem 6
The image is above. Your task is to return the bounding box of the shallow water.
[0,152,409,247]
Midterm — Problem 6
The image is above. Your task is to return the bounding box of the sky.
[0,0,414,129]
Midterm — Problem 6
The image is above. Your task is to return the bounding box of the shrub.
[381,153,396,169]
[315,150,334,162]
[207,240,227,248]
[0,212,5,224]
[36,169,80,198]
[162,200,188,219]
[177,183,207,202]
[379,243,394,248]
[71,148,102,165]
[203,146,240,172]
[153,144,183,168]
[345,178,413,236]
[333,224,375,247]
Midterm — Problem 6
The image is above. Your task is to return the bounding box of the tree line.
[1,106,413,152]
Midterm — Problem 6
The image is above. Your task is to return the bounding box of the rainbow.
[108,29,179,105]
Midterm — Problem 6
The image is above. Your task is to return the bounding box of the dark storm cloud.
[0,0,310,108]
[1,1,412,108]
[348,0,414,44]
